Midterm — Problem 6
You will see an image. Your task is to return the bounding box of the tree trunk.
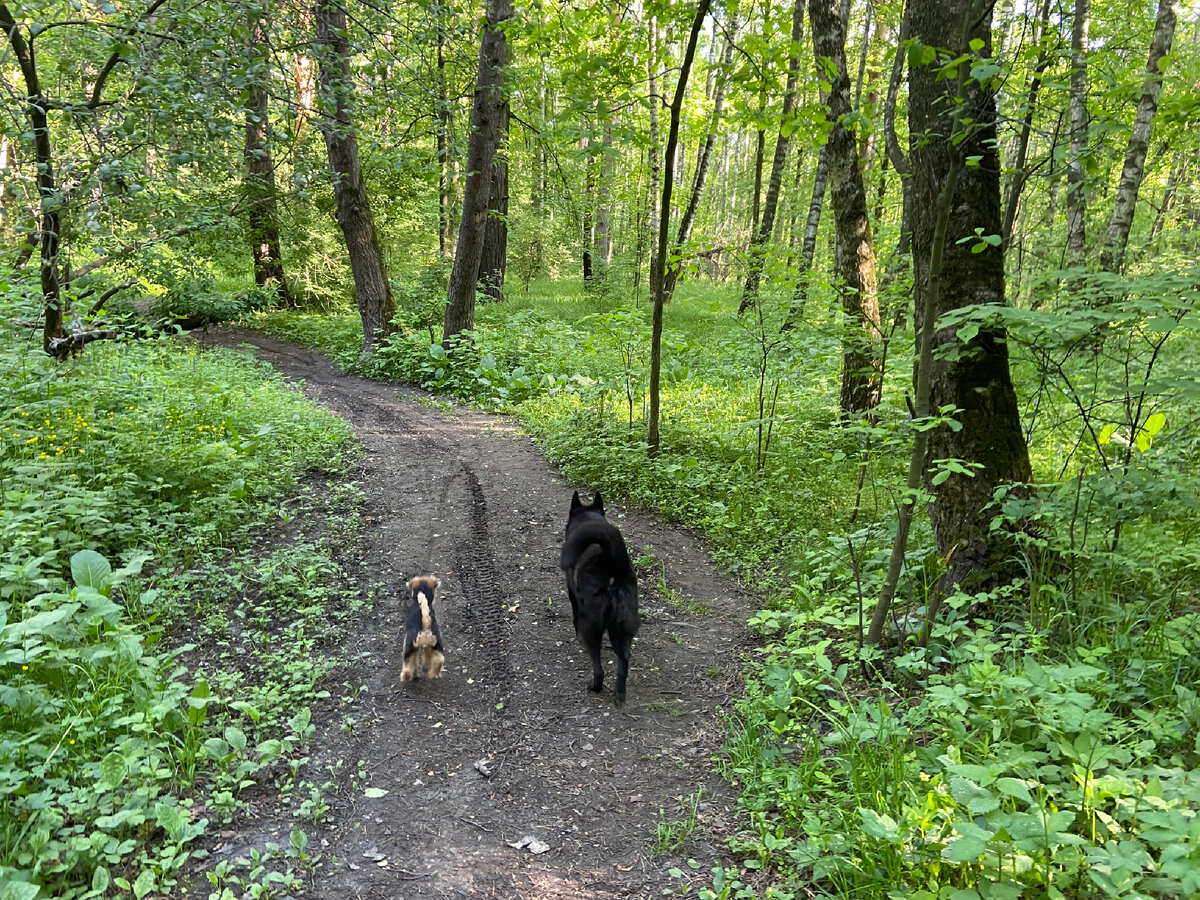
[739,0,805,314]
[1148,149,1184,241]
[647,17,662,297]
[883,3,912,256]
[1066,0,1090,268]
[909,0,1032,593]
[479,105,510,301]
[1000,0,1053,245]
[783,144,829,326]
[593,116,613,279]
[315,0,396,354]
[244,1,289,305]
[1099,0,1179,273]
[810,0,882,416]
[293,9,315,136]
[0,5,64,356]
[443,0,512,344]
[437,12,453,259]
[649,0,711,455]
[663,20,736,302]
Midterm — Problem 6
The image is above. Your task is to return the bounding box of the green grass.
[252,271,1200,899]
[0,278,360,899]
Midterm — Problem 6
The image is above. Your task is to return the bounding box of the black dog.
[560,491,639,706]
[401,575,445,681]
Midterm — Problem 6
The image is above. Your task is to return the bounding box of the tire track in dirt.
[200,327,754,899]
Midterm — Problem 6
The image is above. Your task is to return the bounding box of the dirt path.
[202,327,753,899]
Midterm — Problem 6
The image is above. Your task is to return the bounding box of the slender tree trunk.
[649,0,711,455]
[315,0,396,354]
[594,116,613,279]
[293,8,315,136]
[884,2,912,256]
[1000,0,1053,244]
[647,17,662,297]
[244,1,289,305]
[444,0,512,344]
[810,0,882,416]
[1066,0,1090,268]
[582,129,595,283]
[479,105,509,301]
[740,0,806,313]
[908,0,1032,594]
[784,145,829,326]
[1099,0,1179,273]
[0,5,64,356]
[664,20,736,301]
[1148,149,1184,240]
[437,13,453,259]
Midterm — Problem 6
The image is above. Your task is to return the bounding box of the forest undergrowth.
[0,279,366,900]
[256,269,1200,900]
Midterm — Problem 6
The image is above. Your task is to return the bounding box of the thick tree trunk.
[739,0,805,313]
[479,105,510,301]
[244,2,289,305]
[649,0,711,455]
[315,0,396,354]
[444,0,512,343]
[810,0,882,416]
[1065,0,1090,268]
[909,0,1032,593]
[1099,0,1179,273]
[663,21,736,302]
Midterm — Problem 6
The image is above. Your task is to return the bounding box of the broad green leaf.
[224,726,247,753]
[0,882,41,900]
[92,867,111,894]
[98,751,128,789]
[71,549,112,590]
[1143,412,1166,435]
[132,869,155,900]
[942,833,988,862]
[858,808,901,843]
[1098,423,1119,445]
[995,777,1033,805]
[364,787,388,798]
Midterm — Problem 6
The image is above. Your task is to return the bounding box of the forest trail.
[201,328,752,899]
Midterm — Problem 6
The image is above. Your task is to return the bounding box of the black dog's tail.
[575,543,639,633]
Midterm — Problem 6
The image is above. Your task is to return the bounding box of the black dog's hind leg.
[579,624,604,693]
[611,631,633,706]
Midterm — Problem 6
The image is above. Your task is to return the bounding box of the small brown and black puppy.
[401,575,445,681]
[560,491,639,706]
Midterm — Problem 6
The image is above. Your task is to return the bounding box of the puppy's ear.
[593,492,605,515]
[571,490,582,511]
[432,576,441,591]
[405,576,417,592]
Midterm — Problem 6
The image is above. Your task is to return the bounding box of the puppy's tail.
[415,593,437,648]
[408,575,440,649]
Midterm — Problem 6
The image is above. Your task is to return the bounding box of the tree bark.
[315,0,396,354]
[647,16,662,297]
[809,0,882,416]
[909,0,1032,593]
[244,1,289,305]
[663,19,736,302]
[1000,0,1053,245]
[1099,0,1179,273]
[739,0,805,313]
[649,0,711,455]
[883,2,912,256]
[479,105,510,301]
[443,0,512,344]
[1065,0,1090,268]
[783,144,828,326]
[0,4,64,356]
[594,116,613,279]
[436,11,453,259]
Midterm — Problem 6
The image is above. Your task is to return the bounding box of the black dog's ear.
[571,490,582,511]
[593,492,605,514]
